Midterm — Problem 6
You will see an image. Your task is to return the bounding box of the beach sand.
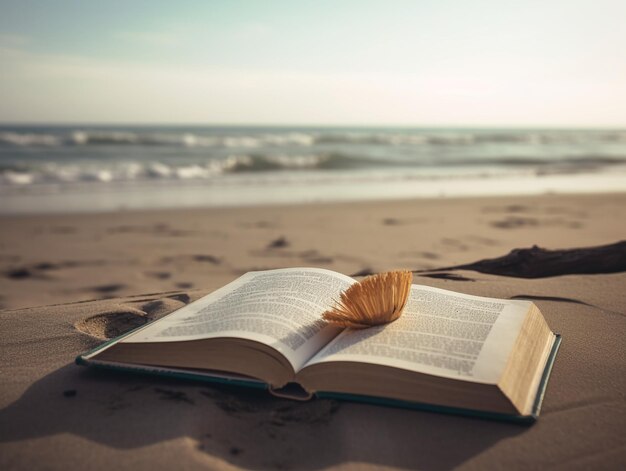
[1,193,625,469]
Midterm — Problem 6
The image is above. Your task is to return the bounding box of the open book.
[77,268,560,422]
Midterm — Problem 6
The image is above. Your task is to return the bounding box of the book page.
[304,284,530,383]
[121,268,354,371]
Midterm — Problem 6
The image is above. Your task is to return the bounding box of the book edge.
[315,333,561,424]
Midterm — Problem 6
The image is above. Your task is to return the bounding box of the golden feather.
[322,270,412,329]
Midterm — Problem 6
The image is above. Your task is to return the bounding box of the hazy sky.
[1,0,625,126]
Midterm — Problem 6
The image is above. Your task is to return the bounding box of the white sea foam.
[0,132,61,146]
[2,128,626,149]
[147,162,173,178]
[2,171,35,185]
[2,151,625,188]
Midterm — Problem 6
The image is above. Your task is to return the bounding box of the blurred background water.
[2,125,625,213]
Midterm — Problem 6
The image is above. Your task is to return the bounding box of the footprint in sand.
[175,281,194,289]
[382,217,428,226]
[298,250,334,264]
[5,268,35,279]
[145,271,172,280]
[267,236,289,249]
[192,255,221,264]
[482,204,529,214]
[382,218,402,225]
[490,216,540,229]
[75,294,192,339]
[75,309,147,339]
[5,260,107,281]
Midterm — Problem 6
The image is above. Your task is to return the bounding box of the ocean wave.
[2,152,625,188]
[0,154,334,186]
[0,132,62,147]
[67,131,225,147]
[0,130,316,148]
[227,152,400,172]
[0,152,414,186]
[3,129,626,149]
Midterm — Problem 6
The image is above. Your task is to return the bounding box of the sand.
[1,193,625,470]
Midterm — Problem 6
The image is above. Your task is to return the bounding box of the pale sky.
[1,0,625,126]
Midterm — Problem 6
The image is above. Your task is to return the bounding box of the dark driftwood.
[414,241,626,279]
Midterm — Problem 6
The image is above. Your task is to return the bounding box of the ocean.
[1,125,625,213]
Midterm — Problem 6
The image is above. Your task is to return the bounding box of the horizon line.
[1,121,625,130]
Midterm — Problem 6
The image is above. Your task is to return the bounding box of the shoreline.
[1,171,625,215]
